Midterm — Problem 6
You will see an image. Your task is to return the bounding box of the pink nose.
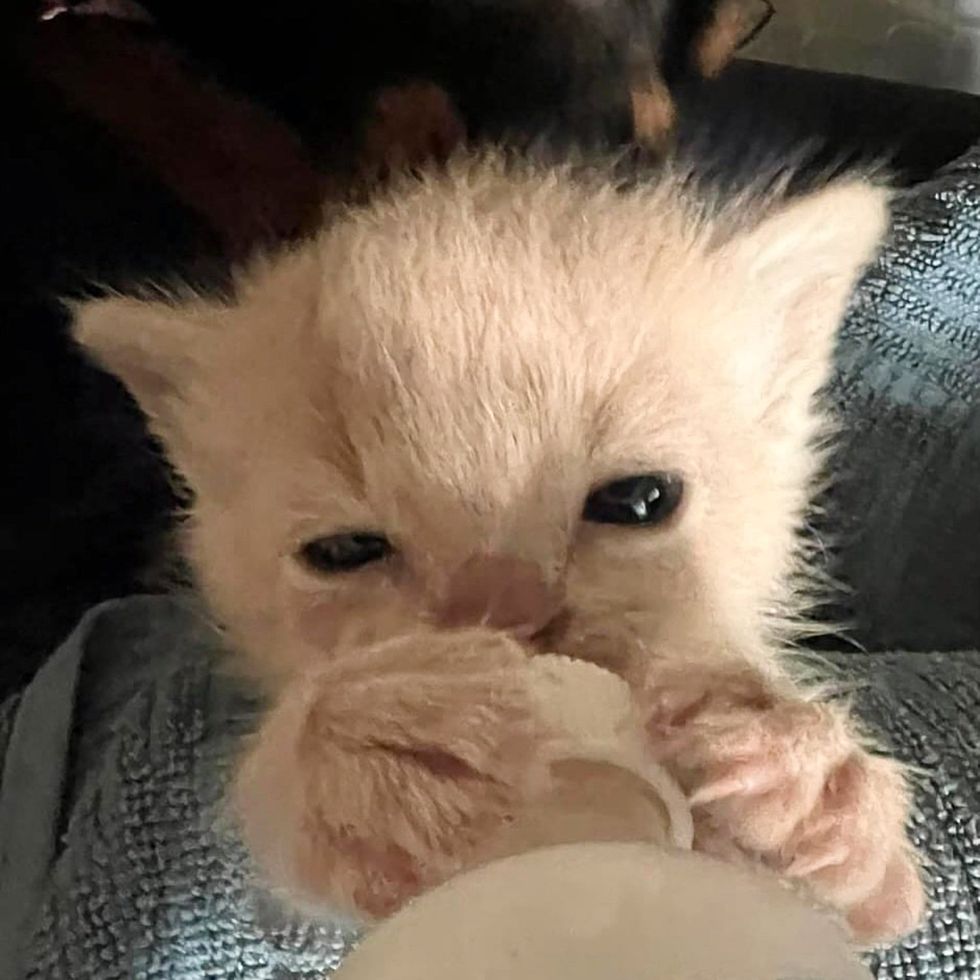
[438,554,564,638]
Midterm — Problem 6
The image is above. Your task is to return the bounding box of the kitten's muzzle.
[436,554,565,640]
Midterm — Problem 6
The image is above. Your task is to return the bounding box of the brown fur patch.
[361,81,466,176]
[697,0,774,77]
[630,79,677,150]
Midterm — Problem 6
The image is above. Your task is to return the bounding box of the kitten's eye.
[584,473,683,527]
[298,532,393,573]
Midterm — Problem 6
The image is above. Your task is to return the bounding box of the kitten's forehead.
[211,162,743,531]
[174,160,882,514]
[316,162,705,415]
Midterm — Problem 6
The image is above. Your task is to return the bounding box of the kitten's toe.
[782,752,924,944]
[649,679,851,853]
[847,850,926,945]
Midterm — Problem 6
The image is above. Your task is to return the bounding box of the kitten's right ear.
[71,295,203,430]
[718,178,889,432]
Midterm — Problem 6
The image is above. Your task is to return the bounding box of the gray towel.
[0,597,357,980]
[825,145,980,652]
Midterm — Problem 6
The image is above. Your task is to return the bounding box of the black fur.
[127,0,737,156]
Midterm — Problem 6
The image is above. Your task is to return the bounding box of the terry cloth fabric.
[0,596,358,980]
[823,142,980,652]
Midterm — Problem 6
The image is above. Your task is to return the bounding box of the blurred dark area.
[2,1,980,698]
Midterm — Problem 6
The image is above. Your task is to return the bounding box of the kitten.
[72,154,924,942]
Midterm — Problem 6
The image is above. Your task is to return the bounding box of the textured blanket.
[824,146,980,651]
[0,597,359,980]
[3,141,980,977]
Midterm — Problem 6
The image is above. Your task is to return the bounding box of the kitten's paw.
[641,663,924,944]
[235,630,550,919]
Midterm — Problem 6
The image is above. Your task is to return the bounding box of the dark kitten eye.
[584,473,683,527]
[298,532,392,573]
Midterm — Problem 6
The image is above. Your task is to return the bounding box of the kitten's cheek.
[294,598,345,652]
[291,589,419,655]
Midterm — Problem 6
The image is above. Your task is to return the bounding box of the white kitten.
[74,154,923,941]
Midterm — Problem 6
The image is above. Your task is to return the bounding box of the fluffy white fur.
[74,154,923,942]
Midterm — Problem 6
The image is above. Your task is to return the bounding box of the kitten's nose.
[438,554,564,638]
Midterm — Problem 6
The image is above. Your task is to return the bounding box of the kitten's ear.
[72,295,203,431]
[726,179,889,423]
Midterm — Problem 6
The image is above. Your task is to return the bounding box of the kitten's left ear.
[71,295,206,438]
[725,179,889,421]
